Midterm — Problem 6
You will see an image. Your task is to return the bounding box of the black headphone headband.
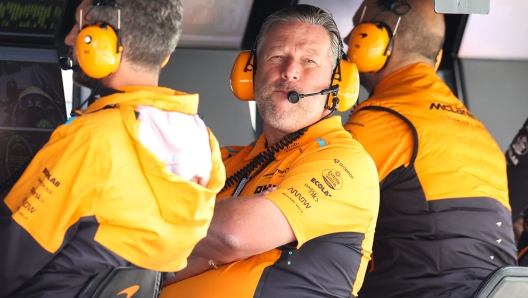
[93,0,118,7]
[377,0,400,11]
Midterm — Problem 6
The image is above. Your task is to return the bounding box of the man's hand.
[163,256,212,287]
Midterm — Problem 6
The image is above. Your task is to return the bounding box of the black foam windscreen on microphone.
[287,85,339,104]
[287,92,302,104]
[59,57,81,71]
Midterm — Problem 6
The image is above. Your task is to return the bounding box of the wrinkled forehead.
[263,21,331,51]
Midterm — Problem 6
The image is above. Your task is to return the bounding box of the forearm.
[190,194,295,263]
[190,197,255,263]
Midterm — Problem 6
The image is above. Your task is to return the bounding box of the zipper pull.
[233,178,249,197]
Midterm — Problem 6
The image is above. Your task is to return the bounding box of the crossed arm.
[164,188,294,285]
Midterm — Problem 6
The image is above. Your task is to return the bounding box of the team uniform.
[161,116,379,298]
[344,63,517,297]
[0,86,225,297]
[506,116,528,266]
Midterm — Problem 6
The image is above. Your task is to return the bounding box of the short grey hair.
[87,0,183,72]
[256,5,342,69]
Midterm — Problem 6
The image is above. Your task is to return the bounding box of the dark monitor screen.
[0,0,66,44]
[0,46,67,183]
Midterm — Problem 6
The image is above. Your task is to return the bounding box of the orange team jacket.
[161,115,380,298]
[0,86,225,297]
[344,63,517,298]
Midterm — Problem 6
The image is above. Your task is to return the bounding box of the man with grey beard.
[161,4,379,298]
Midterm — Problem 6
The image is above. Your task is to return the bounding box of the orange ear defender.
[230,50,360,112]
[434,49,443,72]
[76,1,122,79]
[347,22,393,73]
[76,21,123,79]
[331,59,360,111]
[230,50,255,101]
[161,55,170,68]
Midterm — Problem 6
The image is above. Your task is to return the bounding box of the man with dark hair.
[161,4,379,298]
[343,0,517,297]
[0,0,225,297]
[506,116,528,266]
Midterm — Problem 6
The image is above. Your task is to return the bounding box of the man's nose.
[281,59,301,82]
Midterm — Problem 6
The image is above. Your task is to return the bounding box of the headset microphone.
[60,57,81,71]
[230,8,360,111]
[287,85,339,104]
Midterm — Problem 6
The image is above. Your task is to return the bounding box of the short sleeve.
[263,141,379,248]
[0,122,105,296]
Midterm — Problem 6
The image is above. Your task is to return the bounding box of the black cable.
[221,127,308,193]
[70,80,102,117]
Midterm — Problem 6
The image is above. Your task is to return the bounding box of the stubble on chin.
[254,82,302,131]
[72,70,99,89]
[255,85,279,127]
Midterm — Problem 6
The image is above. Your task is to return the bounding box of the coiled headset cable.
[222,127,308,197]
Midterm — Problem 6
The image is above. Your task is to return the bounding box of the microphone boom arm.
[287,84,339,104]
